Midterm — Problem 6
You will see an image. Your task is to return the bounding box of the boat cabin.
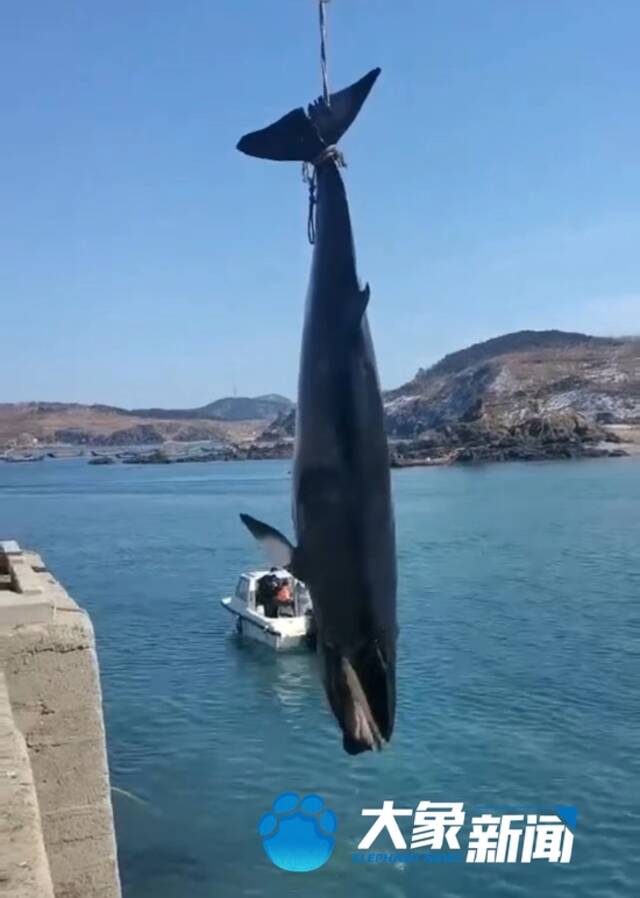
[234,570,312,619]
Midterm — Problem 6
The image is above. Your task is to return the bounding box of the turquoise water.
[0,458,638,897]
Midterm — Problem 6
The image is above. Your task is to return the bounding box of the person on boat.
[274,579,292,611]
[256,572,280,618]
[275,579,290,600]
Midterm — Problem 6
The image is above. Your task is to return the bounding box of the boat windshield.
[235,576,250,604]
[294,581,312,614]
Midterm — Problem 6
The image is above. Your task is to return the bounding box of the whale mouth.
[321,641,395,755]
[341,657,385,754]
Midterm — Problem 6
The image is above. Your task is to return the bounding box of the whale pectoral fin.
[239,513,295,568]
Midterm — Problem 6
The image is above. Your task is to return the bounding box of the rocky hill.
[0,393,293,449]
[384,330,640,438]
[3,332,638,463]
[131,393,292,422]
[253,330,640,463]
[0,402,264,450]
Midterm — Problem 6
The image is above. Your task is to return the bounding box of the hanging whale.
[237,68,397,755]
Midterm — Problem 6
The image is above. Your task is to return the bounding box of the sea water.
[0,457,638,897]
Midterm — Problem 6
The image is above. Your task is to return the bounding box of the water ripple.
[1,458,638,897]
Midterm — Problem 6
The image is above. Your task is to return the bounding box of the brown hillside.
[0,403,262,448]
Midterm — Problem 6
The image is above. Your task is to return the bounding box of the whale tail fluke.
[236,68,380,163]
[320,639,395,755]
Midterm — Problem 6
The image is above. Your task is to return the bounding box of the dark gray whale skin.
[237,69,397,755]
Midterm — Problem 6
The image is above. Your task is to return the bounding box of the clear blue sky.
[2,0,639,407]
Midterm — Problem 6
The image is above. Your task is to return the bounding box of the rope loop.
[302,147,346,245]
[313,145,345,168]
[302,162,317,244]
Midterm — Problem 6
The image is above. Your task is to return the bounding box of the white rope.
[319,0,331,107]
[304,1,336,244]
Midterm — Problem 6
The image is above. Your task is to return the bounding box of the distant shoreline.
[2,429,639,469]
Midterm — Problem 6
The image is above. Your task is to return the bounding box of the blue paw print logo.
[258,792,337,872]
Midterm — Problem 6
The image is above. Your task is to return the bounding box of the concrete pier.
[0,542,121,898]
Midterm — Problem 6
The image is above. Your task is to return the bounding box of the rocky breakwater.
[101,413,296,464]
[244,439,294,460]
[120,445,243,464]
[390,412,626,467]
[115,440,295,464]
[0,542,121,898]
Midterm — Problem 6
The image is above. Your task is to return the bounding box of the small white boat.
[220,569,315,651]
